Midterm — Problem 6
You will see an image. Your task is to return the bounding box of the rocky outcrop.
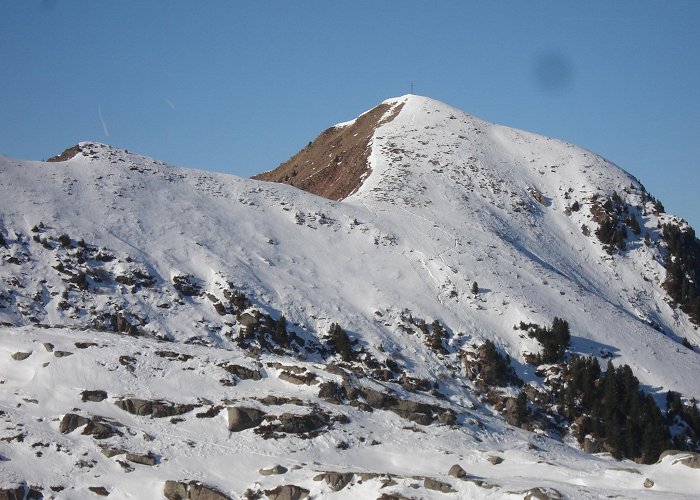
[448,464,467,478]
[163,481,189,500]
[325,472,354,492]
[164,480,230,500]
[59,412,121,439]
[661,450,700,469]
[253,100,404,201]
[115,398,195,418]
[520,487,563,500]
[81,389,108,402]
[424,478,456,493]
[172,274,201,296]
[218,363,262,381]
[357,385,444,425]
[258,395,308,407]
[0,485,25,500]
[100,446,127,458]
[88,486,110,496]
[111,311,140,335]
[314,472,354,491]
[88,486,109,497]
[82,417,123,439]
[156,350,194,362]
[59,413,89,434]
[255,411,330,437]
[227,407,266,432]
[318,381,345,404]
[679,453,700,469]
[487,455,504,465]
[264,485,310,500]
[75,342,98,349]
[47,144,83,162]
[126,451,157,466]
[279,371,317,385]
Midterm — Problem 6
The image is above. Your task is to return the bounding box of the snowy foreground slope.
[1,95,699,498]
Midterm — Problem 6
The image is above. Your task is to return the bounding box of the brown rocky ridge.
[253,99,404,200]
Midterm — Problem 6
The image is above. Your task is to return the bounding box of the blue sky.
[2,1,698,228]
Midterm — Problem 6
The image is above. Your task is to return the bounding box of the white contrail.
[164,99,176,109]
[98,104,109,137]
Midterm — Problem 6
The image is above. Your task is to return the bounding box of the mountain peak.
[254,94,633,212]
[47,142,124,163]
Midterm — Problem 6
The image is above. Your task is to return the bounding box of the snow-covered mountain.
[1,95,699,499]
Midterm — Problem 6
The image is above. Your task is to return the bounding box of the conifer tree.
[274,315,288,345]
[328,322,353,362]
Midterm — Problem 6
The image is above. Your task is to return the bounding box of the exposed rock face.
[448,464,467,478]
[218,363,262,381]
[437,410,457,425]
[126,452,157,466]
[318,381,345,404]
[315,472,354,491]
[188,482,231,500]
[88,486,110,496]
[256,411,330,436]
[81,389,108,402]
[163,481,189,500]
[47,144,83,162]
[172,274,201,296]
[675,451,700,469]
[0,485,25,500]
[278,371,317,385]
[82,417,122,439]
[264,485,310,500]
[59,413,89,434]
[424,478,456,493]
[276,413,328,434]
[109,312,139,335]
[100,446,127,458]
[156,350,194,362]
[503,396,523,426]
[253,101,404,201]
[164,480,230,500]
[258,395,307,407]
[75,342,98,349]
[115,398,195,418]
[357,385,442,425]
[227,407,266,432]
[10,351,31,361]
[522,487,563,500]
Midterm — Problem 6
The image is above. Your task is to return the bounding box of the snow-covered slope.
[1,95,699,499]
[347,95,700,394]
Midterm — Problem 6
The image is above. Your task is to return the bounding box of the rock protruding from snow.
[253,99,405,200]
[227,407,266,432]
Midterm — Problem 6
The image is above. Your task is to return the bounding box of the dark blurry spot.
[533,52,573,93]
[41,0,58,11]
